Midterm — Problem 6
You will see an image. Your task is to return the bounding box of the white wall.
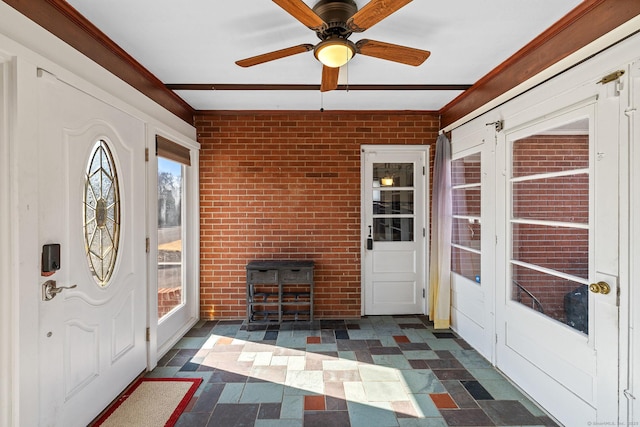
[0,53,13,427]
[629,55,640,423]
[0,2,198,425]
[450,31,640,424]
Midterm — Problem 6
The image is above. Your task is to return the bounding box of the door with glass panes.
[496,96,619,426]
[362,147,428,315]
[37,69,147,426]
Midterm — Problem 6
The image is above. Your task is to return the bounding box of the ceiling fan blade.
[356,39,430,66]
[320,65,340,92]
[348,0,412,32]
[273,0,327,31]
[236,44,314,67]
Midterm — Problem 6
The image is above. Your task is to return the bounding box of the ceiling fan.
[235,0,431,92]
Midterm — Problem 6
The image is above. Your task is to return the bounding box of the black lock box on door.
[42,243,61,274]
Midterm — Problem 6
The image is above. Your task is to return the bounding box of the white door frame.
[13,56,44,427]
[360,144,429,316]
[0,54,14,427]
[626,57,639,425]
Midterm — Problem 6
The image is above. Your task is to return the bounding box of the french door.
[495,87,620,425]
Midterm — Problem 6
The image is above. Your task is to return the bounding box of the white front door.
[495,81,621,425]
[37,71,147,426]
[362,146,428,315]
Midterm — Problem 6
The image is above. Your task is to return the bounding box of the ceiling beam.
[2,0,195,124]
[439,0,640,128]
[166,84,472,91]
[7,0,638,128]
[198,110,438,116]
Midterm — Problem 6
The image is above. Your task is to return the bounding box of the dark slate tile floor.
[146,315,560,427]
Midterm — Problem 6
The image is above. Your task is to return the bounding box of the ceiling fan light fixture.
[314,38,355,68]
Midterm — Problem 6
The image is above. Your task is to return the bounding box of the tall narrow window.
[451,152,481,283]
[157,136,190,319]
[84,140,120,286]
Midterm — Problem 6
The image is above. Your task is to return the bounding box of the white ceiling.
[65,0,582,111]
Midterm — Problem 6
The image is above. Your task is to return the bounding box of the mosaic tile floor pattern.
[148,316,559,427]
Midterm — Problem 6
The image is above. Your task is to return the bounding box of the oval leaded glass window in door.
[84,140,120,286]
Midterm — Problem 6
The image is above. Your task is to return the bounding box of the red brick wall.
[511,134,589,323]
[451,154,482,282]
[196,111,439,320]
[158,287,181,318]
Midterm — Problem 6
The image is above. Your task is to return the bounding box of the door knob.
[42,280,77,301]
[589,281,610,295]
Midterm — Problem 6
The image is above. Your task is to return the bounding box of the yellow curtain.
[429,134,452,329]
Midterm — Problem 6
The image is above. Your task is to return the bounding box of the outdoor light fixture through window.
[380,176,394,186]
[314,36,356,68]
[380,163,394,186]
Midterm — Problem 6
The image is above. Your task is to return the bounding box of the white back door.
[37,71,147,426]
[362,147,428,315]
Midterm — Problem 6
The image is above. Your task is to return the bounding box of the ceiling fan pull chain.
[345,61,349,92]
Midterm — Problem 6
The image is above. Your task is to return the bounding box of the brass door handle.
[589,281,610,295]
